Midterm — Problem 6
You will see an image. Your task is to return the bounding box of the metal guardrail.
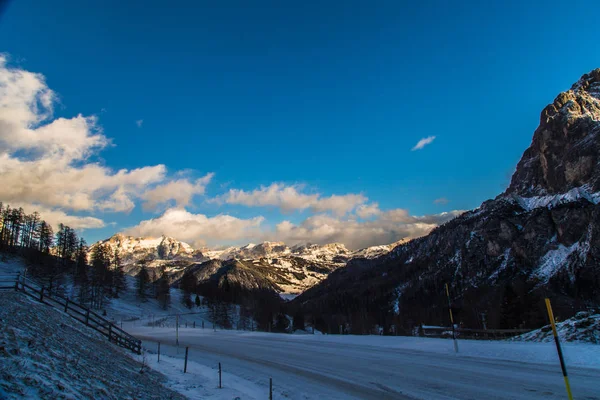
[4,273,141,354]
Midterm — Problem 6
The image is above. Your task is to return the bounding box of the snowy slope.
[0,292,184,400]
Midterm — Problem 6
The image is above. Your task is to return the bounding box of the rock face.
[294,69,600,334]
[506,69,600,196]
[91,234,201,262]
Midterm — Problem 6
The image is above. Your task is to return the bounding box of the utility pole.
[176,314,179,346]
[445,283,459,353]
[480,312,487,330]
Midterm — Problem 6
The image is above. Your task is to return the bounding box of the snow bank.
[513,312,600,344]
[136,349,267,400]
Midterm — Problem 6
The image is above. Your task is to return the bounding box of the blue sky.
[1,0,599,249]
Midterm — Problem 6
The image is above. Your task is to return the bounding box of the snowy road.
[127,327,600,400]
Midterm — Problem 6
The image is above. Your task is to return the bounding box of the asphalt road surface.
[128,327,600,400]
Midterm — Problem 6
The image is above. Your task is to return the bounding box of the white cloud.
[271,209,463,249]
[141,173,214,211]
[0,54,211,228]
[136,119,143,128]
[126,206,463,250]
[355,203,382,219]
[220,183,367,216]
[434,197,449,205]
[124,208,265,247]
[411,136,436,151]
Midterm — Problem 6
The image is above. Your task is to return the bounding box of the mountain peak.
[505,68,600,198]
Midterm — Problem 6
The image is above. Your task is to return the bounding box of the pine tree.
[0,205,12,249]
[39,221,53,253]
[0,203,5,250]
[215,301,231,329]
[150,269,158,298]
[74,238,88,283]
[90,243,111,308]
[112,248,127,297]
[137,264,150,300]
[275,311,290,333]
[195,294,201,308]
[157,269,171,310]
[293,309,305,331]
[180,271,197,309]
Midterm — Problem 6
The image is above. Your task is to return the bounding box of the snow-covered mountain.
[351,239,409,259]
[89,234,206,270]
[90,234,405,296]
[202,240,405,262]
[94,234,400,265]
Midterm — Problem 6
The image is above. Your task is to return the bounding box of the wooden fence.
[0,274,18,290]
[419,324,531,340]
[2,273,141,354]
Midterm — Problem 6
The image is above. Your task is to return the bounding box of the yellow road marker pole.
[545,298,574,400]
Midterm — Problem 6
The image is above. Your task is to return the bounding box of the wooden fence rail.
[420,324,531,339]
[5,274,141,354]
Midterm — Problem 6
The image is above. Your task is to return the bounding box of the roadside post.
[445,283,459,353]
[176,314,179,346]
[218,362,222,388]
[545,298,574,400]
[184,347,189,373]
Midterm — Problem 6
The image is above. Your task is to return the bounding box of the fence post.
[184,347,189,373]
[39,287,44,302]
[64,298,69,313]
[15,273,20,291]
[218,362,222,388]
[545,298,574,400]
[85,309,90,325]
[269,377,273,400]
[202,321,204,329]
[193,321,196,328]
[158,342,161,363]
[108,324,113,342]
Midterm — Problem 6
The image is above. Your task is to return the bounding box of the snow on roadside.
[132,348,268,400]
[512,312,600,344]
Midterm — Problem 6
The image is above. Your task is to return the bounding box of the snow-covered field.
[126,326,600,400]
[3,255,599,399]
